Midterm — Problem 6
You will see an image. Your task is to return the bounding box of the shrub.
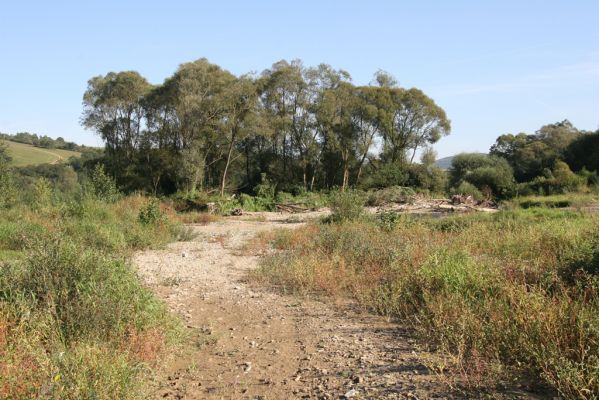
[366,186,416,206]
[86,164,120,202]
[138,197,164,225]
[450,181,484,201]
[328,190,366,223]
[449,153,515,198]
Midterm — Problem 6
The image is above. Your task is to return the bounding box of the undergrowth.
[253,206,599,398]
[0,194,182,399]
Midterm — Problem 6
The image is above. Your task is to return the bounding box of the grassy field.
[252,203,599,398]
[2,140,81,166]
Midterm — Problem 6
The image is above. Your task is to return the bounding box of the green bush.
[449,153,515,198]
[366,186,416,206]
[0,193,181,399]
[86,164,120,202]
[328,190,366,223]
[138,197,164,225]
[450,181,484,201]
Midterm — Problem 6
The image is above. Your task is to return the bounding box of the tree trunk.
[342,166,349,192]
[220,134,235,198]
[410,146,418,163]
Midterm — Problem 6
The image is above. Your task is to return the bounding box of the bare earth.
[133,214,539,400]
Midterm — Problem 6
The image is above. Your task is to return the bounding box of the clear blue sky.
[1,0,598,158]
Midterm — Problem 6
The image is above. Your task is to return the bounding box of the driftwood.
[275,203,311,213]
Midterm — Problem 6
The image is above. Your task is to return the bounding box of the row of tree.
[0,132,88,151]
[449,120,599,198]
[82,58,450,195]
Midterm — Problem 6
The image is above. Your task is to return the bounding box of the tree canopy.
[82,58,451,195]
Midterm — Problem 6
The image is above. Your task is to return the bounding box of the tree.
[217,76,258,196]
[376,87,450,164]
[82,71,151,160]
[351,86,380,185]
[490,120,580,182]
[565,130,599,173]
[449,153,514,198]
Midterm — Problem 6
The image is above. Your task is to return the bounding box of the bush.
[328,190,366,223]
[449,153,514,198]
[366,186,416,206]
[522,162,586,195]
[360,162,408,189]
[450,181,484,201]
[0,194,181,398]
[86,164,120,202]
[138,197,164,225]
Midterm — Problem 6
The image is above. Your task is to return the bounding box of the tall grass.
[0,195,182,399]
[254,207,599,398]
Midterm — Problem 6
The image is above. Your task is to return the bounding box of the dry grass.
[253,207,599,398]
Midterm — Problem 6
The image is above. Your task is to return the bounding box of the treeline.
[0,131,91,152]
[82,58,450,196]
[448,120,599,199]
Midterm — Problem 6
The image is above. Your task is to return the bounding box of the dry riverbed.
[133,214,539,399]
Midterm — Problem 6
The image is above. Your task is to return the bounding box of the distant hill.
[435,153,487,170]
[435,155,455,170]
[2,140,81,167]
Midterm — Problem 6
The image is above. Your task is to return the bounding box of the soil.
[133,213,544,400]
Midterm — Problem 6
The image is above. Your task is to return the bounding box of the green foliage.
[361,161,408,189]
[328,190,366,223]
[31,177,53,208]
[450,153,514,198]
[490,120,580,182]
[366,186,416,206]
[138,197,165,225]
[0,142,16,208]
[0,192,181,398]
[521,161,586,195]
[450,181,484,201]
[81,59,453,195]
[404,163,448,194]
[565,130,599,174]
[87,164,120,202]
[0,131,85,152]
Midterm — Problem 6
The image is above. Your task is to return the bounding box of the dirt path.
[133,216,533,399]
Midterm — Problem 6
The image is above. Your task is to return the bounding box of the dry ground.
[133,214,540,400]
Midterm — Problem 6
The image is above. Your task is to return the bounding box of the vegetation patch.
[253,206,599,398]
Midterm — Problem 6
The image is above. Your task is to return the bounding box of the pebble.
[242,362,252,373]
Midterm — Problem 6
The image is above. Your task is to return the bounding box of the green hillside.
[2,140,81,167]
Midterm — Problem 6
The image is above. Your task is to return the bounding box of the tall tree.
[82,71,151,160]
[376,87,450,164]
[217,76,258,196]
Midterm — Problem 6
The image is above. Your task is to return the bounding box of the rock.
[181,252,188,258]
[344,389,357,398]
[242,361,252,373]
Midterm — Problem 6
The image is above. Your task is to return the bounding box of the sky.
[1,0,598,158]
